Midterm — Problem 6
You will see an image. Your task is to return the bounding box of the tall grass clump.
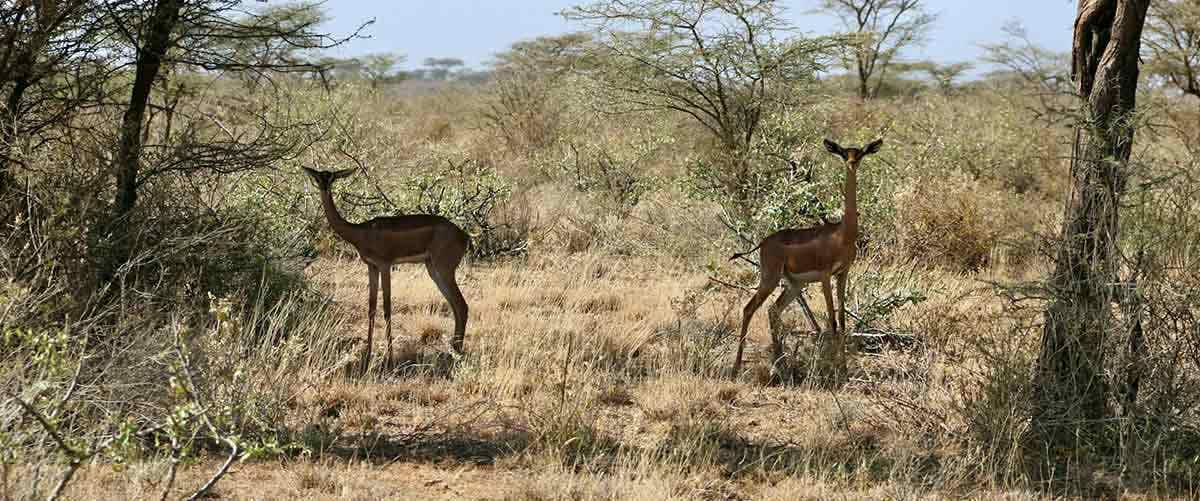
[890,172,1018,270]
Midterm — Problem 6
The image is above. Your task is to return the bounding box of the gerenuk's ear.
[863,138,884,155]
[331,168,356,181]
[823,139,846,159]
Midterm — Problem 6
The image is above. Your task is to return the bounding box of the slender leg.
[835,271,848,336]
[767,281,802,368]
[817,276,845,384]
[381,265,393,364]
[794,291,822,334]
[736,287,773,377]
[820,277,837,337]
[426,260,469,355]
[365,264,379,374]
[735,255,782,376]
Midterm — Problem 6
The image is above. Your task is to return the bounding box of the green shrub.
[560,140,663,217]
[680,106,835,240]
[397,155,530,260]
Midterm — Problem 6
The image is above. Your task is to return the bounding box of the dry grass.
[18,205,1188,500]
[12,251,1090,500]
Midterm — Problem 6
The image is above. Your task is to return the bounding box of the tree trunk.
[1026,0,1150,478]
[103,0,180,284]
[112,0,180,219]
[857,63,870,100]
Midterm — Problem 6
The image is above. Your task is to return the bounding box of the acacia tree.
[1144,0,1199,156]
[980,21,1071,91]
[98,0,362,283]
[979,21,1073,124]
[564,0,839,156]
[905,60,972,94]
[422,57,464,80]
[0,0,110,201]
[1026,0,1151,475]
[1144,0,1200,99]
[361,52,405,88]
[491,32,595,77]
[564,0,846,234]
[565,0,846,380]
[484,33,595,153]
[109,0,351,217]
[816,0,935,99]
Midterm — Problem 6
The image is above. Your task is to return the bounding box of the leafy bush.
[0,280,350,499]
[555,131,670,216]
[849,266,930,335]
[681,110,831,241]
[398,156,530,260]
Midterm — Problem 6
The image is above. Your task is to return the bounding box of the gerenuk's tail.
[729,242,763,262]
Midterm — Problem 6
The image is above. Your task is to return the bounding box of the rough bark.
[1026,0,1150,476]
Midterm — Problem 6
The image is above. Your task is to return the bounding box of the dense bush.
[398,155,529,259]
[681,105,838,242]
[890,173,1016,270]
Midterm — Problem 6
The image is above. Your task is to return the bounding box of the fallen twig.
[186,437,239,501]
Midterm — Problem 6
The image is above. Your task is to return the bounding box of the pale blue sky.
[320,0,1076,72]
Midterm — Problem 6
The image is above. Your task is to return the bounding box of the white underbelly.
[394,253,430,264]
[785,271,825,283]
[364,253,430,267]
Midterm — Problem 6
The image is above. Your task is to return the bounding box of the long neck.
[842,167,858,237]
[318,188,356,240]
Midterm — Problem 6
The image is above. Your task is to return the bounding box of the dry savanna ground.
[30,252,1112,500]
[9,80,1198,498]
